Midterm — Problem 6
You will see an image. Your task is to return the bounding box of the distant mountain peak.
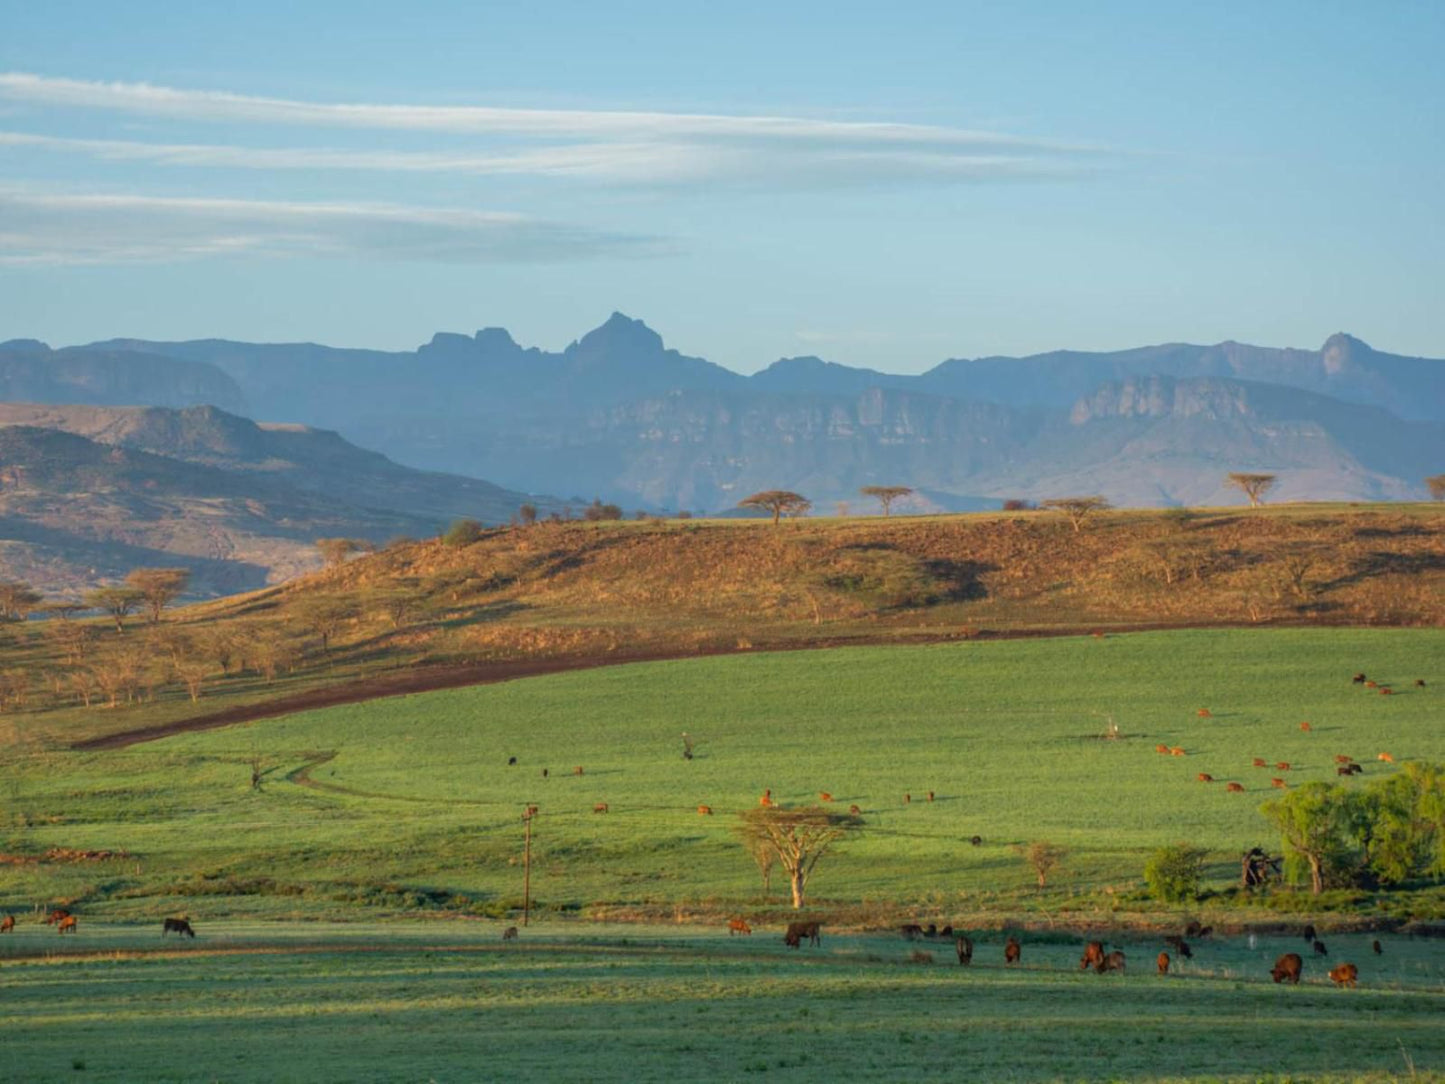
[0,338,49,354]
[1321,332,1370,375]
[473,326,519,352]
[570,312,664,357]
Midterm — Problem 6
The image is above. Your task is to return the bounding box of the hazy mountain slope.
[0,339,247,413]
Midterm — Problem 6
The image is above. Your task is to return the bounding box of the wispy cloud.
[0,73,1104,154]
[0,189,669,265]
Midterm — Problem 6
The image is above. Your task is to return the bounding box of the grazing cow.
[1184,921,1202,937]
[697,805,713,816]
[1155,744,1170,755]
[970,835,982,846]
[1334,755,1353,764]
[502,926,518,941]
[541,768,548,779]
[1157,951,1170,975]
[899,924,923,940]
[819,792,833,803]
[759,789,773,807]
[1252,757,1268,768]
[903,793,911,804]
[1226,782,1245,793]
[46,909,70,925]
[525,804,539,817]
[1275,762,1291,771]
[1271,778,1288,789]
[1004,936,1021,964]
[593,802,609,814]
[1271,953,1303,984]
[574,766,584,776]
[1378,753,1395,763]
[507,756,517,766]
[1337,766,1354,776]
[1372,939,1383,955]
[1197,773,1214,783]
[1164,937,1193,959]
[1299,722,1312,732]
[1080,941,1106,970]
[1170,747,1186,757]
[1365,680,1378,689]
[0,914,13,933]
[162,917,195,938]
[956,935,973,966]
[1328,962,1358,988]
[1379,687,1393,696]
[1197,709,1212,718]
[849,805,862,816]
[57,915,77,934]
[1415,679,1426,688]
[1095,950,1126,974]
[925,923,938,938]
[728,918,752,936]
[927,791,935,802]
[1345,763,1364,775]
[1312,939,1328,956]
[1302,924,1317,942]
[1198,926,1213,938]
[939,925,954,939]
[1353,672,1367,684]
[784,921,821,948]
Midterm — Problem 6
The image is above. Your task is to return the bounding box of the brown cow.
[1169,747,1186,757]
[1299,721,1312,732]
[1226,782,1245,792]
[1197,773,1214,783]
[46,909,70,925]
[1333,755,1354,764]
[819,792,833,803]
[57,915,77,934]
[1095,950,1126,974]
[1336,766,1354,776]
[728,918,752,936]
[955,935,973,966]
[593,802,609,814]
[903,793,911,804]
[162,917,195,938]
[1197,709,1212,718]
[1379,687,1393,696]
[1328,962,1358,988]
[1004,936,1021,964]
[1157,951,1170,975]
[927,791,935,802]
[1155,744,1170,755]
[697,805,713,816]
[759,789,773,807]
[1415,679,1426,688]
[573,766,584,776]
[784,921,821,948]
[1271,952,1303,984]
[1080,941,1106,970]
[501,926,518,941]
[899,924,924,940]
[1365,680,1378,688]
[0,914,13,933]
[1378,752,1395,763]
[1352,672,1367,684]
[1252,757,1268,768]
[1275,762,1291,771]
[849,805,862,816]
[1271,778,1288,789]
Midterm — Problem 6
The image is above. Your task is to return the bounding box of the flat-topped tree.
[735,804,863,909]
[125,568,190,623]
[1040,496,1110,532]
[1227,472,1277,508]
[83,586,145,633]
[0,581,42,622]
[738,490,811,524]
[860,485,913,517]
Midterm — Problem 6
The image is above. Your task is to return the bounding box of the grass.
[2,627,1441,921]
[2,922,1443,1083]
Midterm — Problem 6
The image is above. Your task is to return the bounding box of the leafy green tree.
[1144,843,1210,902]
[1260,782,1372,894]
[1366,762,1445,883]
[125,567,191,623]
[734,805,862,909]
[738,490,811,524]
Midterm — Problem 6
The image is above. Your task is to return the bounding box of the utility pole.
[522,805,535,927]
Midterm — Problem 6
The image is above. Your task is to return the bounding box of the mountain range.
[0,317,1441,595]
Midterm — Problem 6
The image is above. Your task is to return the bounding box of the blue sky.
[0,1,1440,372]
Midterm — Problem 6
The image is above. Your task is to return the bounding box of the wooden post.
[522,806,533,927]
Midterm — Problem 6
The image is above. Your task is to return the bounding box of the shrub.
[1144,843,1210,902]
[442,519,485,547]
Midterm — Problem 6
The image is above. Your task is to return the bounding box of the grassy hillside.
[0,504,1439,749]
[3,629,1440,922]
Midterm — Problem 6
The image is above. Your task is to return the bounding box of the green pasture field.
[3,922,1444,1083]
[2,627,1441,921]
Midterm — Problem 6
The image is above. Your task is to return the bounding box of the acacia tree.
[860,485,913,517]
[315,538,363,568]
[1016,840,1067,888]
[1227,472,1277,508]
[738,490,811,524]
[735,805,862,909]
[291,597,356,654]
[125,568,191,623]
[1427,474,1445,501]
[0,581,43,621]
[1040,496,1110,533]
[83,586,145,633]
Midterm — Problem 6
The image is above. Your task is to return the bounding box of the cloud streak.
[0,189,669,265]
[0,72,1108,154]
